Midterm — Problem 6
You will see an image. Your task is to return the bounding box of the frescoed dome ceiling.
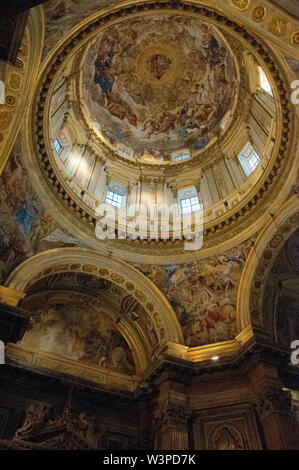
[82,15,237,159]
[27,2,295,263]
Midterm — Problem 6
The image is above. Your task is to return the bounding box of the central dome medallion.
[82,15,236,160]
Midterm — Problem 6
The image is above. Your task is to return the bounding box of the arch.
[5,247,184,346]
[20,285,152,377]
[236,195,299,331]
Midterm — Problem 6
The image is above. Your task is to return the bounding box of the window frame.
[105,189,124,209]
[238,142,261,177]
[258,66,273,96]
[248,152,260,171]
[172,149,191,162]
[180,195,201,214]
[173,153,190,162]
[53,138,62,154]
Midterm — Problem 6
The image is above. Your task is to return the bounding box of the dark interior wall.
[0,364,150,449]
[0,1,49,18]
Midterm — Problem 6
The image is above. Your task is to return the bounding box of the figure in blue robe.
[16,201,37,237]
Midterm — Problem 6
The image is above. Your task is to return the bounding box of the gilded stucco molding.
[226,0,299,56]
[7,342,139,392]
[7,288,151,378]
[0,6,44,175]
[0,286,26,307]
[5,247,184,346]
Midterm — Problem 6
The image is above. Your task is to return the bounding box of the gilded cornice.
[40,1,299,63]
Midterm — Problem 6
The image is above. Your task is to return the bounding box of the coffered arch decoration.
[5,247,184,349]
[22,0,298,264]
[236,195,299,332]
[0,6,44,175]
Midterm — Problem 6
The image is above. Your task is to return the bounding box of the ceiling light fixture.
[211,355,220,361]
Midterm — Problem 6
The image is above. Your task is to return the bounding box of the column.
[153,374,190,450]
[255,387,298,450]
[154,403,190,450]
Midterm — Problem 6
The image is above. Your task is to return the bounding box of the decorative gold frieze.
[291,31,299,47]
[268,17,289,37]
[230,0,250,12]
[0,110,13,129]
[8,73,22,91]
[5,95,16,107]
[252,5,267,23]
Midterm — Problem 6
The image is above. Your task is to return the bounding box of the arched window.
[105,182,127,209]
[116,144,134,158]
[178,187,200,214]
[238,142,261,177]
[220,110,231,130]
[172,149,190,162]
[258,66,272,96]
[106,190,123,208]
[53,138,62,154]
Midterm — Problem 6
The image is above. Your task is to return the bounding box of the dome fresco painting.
[82,15,236,159]
[28,4,288,261]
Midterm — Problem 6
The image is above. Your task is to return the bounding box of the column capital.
[154,402,191,432]
[255,387,292,421]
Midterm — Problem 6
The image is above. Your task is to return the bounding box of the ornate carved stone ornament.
[211,424,245,450]
[255,387,292,420]
[154,403,191,431]
[291,31,299,47]
[252,5,267,23]
[230,0,251,12]
[268,16,290,37]
[13,402,106,450]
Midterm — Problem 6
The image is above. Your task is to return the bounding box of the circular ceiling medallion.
[137,43,177,85]
[82,15,236,159]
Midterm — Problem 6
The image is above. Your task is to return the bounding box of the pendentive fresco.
[135,239,253,347]
[0,140,83,284]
